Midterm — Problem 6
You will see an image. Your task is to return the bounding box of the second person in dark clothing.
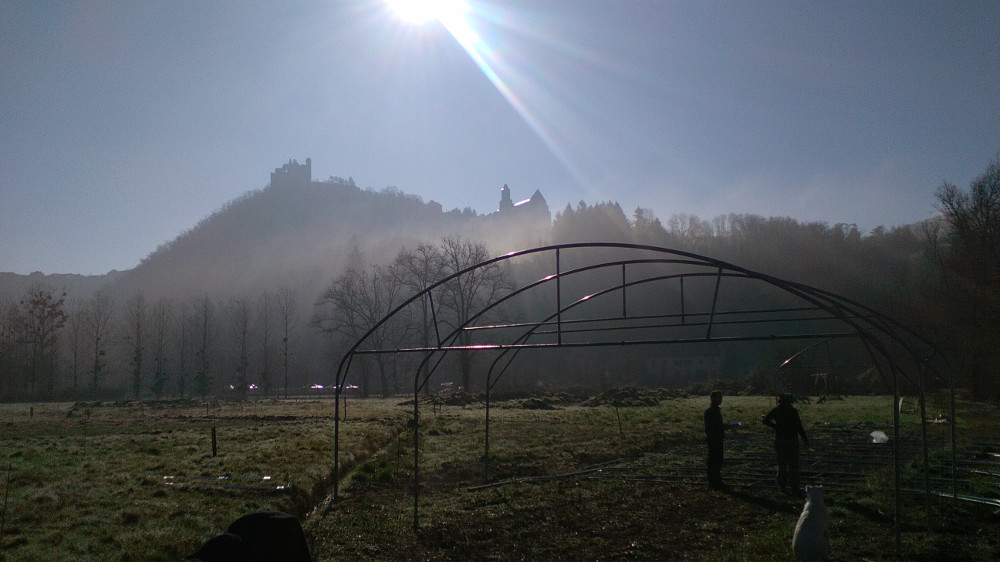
[762,393,808,495]
[704,390,726,490]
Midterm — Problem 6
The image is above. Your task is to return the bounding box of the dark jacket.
[704,404,725,441]
[762,404,807,442]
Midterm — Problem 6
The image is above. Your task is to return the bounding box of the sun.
[385,0,465,25]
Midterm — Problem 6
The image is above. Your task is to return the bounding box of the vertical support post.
[680,277,685,324]
[485,381,491,482]
[413,374,421,531]
[1,462,11,545]
[918,361,931,529]
[950,365,957,501]
[621,263,627,318]
[211,427,217,457]
[892,365,902,558]
[706,268,722,339]
[556,248,562,346]
[429,292,442,348]
[334,385,341,500]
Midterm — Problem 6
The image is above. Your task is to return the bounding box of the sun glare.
[385,0,465,25]
[383,0,587,184]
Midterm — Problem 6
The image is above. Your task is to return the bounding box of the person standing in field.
[704,390,726,490]
[762,392,809,495]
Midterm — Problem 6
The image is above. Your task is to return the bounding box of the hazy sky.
[3,1,998,275]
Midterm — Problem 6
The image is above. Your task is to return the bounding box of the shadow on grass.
[838,500,894,525]
[718,487,801,516]
[724,487,897,527]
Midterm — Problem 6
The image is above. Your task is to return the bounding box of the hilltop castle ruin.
[496,183,550,221]
[271,158,312,188]
[267,159,550,223]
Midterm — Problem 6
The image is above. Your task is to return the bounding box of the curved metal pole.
[950,361,957,500]
[413,365,420,531]
[483,345,529,482]
[857,337,900,558]
[891,361,902,558]
[332,352,354,502]
[436,256,873,383]
[918,359,931,529]
[408,349,444,531]
[339,243,949,395]
[680,277,686,324]
[331,242,948,556]
[706,267,723,339]
[865,337,903,559]
[556,248,562,346]
[470,265,908,486]
[773,337,839,392]
[793,282,951,388]
[484,377,491,481]
[621,263,627,317]
[482,345,531,482]
[332,388,344,502]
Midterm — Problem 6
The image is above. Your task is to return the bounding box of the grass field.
[0,392,997,560]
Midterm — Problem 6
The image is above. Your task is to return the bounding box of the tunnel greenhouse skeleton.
[330,243,954,556]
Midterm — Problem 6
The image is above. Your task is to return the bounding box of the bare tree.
[666,213,712,249]
[934,156,1000,397]
[393,243,445,393]
[314,267,369,395]
[176,301,194,398]
[64,301,87,396]
[227,296,253,399]
[122,291,148,400]
[394,243,445,348]
[193,296,215,398]
[437,236,514,391]
[150,298,173,399]
[313,263,410,397]
[275,287,299,398]
[935,156,1000,287]
[0,295,18,399]
[258,291,274,396]
[85,290,114,396]
[15,285,68,399]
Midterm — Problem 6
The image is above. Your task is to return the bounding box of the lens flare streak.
[437,4,585,183]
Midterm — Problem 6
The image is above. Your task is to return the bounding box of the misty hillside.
[0,173,556,396]
[106,176,551,307]
[6,157,999,402]
[2,169,933,311]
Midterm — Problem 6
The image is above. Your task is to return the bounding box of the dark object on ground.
[188,533,252,561]
[189,511,310,561]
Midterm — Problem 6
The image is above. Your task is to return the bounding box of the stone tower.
[270,158,312,188]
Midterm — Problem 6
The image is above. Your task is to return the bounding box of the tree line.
[310,236,513,398]
[308,157,998,400]
[0,287,301,401]
[1,156,997,401]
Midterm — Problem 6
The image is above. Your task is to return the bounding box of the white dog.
[792,485,829,561]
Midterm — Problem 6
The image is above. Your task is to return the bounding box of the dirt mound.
[581,387,687,407]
